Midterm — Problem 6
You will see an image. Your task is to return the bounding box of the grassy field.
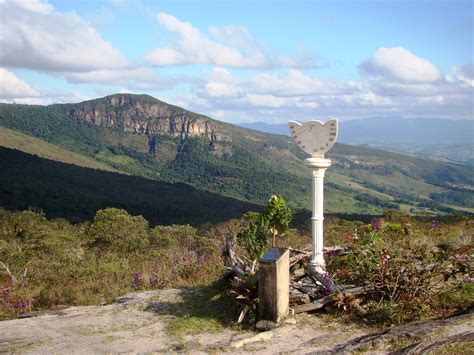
[0,126,118,173]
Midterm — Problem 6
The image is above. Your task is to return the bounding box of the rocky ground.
[0,288,472,354]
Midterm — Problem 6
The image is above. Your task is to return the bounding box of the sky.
[0,0,472,123]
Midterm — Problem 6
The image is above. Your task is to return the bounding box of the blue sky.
[0,0,472,122]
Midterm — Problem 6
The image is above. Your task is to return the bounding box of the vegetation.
[1,95,473,216]
[237,195,292,260]
[0,147,258,226]
[325,211,473,325]
[1,206,472,329]
[0,208,229,320]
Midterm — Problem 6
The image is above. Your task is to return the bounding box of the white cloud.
[210,110,225,119]
[146,13,315,69]
[67,68,175,90]
[246,94,295,108]
[200,82,245,99]
[176,62,472,123]
[146,13,269,68]
[0,67,40,99]
[197,67,245,99]
[0,0,128,72]
[448,63,474,87]
[9,0,53,13]
[361,47,442,83]
[251,69,347,96]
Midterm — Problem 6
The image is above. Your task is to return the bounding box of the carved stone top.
[288,118,338,158]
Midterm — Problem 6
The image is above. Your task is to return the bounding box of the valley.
[0,94,472,222]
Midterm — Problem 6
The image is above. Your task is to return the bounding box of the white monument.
[288,118,338,272]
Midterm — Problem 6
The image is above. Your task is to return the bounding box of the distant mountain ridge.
[0,94,473,218]
[239,118,474,165]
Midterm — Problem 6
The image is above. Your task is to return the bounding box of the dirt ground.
[0,288,472,354]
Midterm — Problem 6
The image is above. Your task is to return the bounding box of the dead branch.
[0,261,16,283]
[289,251,312,268]
[288,247,311,254]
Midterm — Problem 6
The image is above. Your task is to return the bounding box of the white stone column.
[304,157,332,272]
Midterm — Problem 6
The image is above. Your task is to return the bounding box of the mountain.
[0,94,473,217]
[239,118,474,165]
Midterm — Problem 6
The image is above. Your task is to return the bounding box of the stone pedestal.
[258,248,289,323]
[304,157,332,273]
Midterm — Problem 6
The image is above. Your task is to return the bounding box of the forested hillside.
[0,94,472,215]
[0,147,258,225]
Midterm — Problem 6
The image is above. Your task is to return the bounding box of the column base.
[308,259,326,274]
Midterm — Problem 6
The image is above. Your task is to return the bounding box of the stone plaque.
[288,119,338,158]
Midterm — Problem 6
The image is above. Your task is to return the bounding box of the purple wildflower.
[465,277,473,284]
[132,272,142,283]
[429,220,441,230]
[131,272,143,289]
[371,217,384,230]
[324,248,337,257]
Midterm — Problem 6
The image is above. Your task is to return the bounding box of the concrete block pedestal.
[258,248,289,323]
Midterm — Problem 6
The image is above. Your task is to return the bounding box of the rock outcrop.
[1,288,471,353]
[70,94,219,154]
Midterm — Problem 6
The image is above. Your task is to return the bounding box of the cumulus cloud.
[360,47,442,83]
[146,13,315,69]
[0,67,40,99]
[0,68,92,105]
[0,0,128,72]
[250,69,350,97]
[196,67,245,99]
[146,13,269,68]
[176,62,472,123]
[67,68,176,90]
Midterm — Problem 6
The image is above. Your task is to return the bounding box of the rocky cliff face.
[70,95,220,154]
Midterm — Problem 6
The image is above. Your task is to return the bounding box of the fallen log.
[289,291,311,305]
[291,285,373,313]
[292,295,333,313]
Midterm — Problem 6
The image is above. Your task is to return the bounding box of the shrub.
[87,208,150,253]
[326,215,473,325]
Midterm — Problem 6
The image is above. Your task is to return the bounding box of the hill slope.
[0,94,472,215]
[0,126,118,172]
[0,146,259,225]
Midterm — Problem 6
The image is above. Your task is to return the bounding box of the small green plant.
[236,195,292,260]
[261,195,293,247]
